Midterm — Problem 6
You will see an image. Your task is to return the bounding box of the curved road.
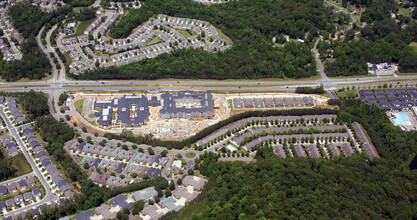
[36,26,57,83]
[45,24,66,82]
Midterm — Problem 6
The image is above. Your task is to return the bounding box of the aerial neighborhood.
[59,10,231,75]
[0,7,22,61]
[0,0,417,219]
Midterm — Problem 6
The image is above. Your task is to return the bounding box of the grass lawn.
[227,99,234,110]
[11,154,32,177]
[75,99,85,115]
[215,27,233,46]
[411,47,417,56]
[401,7,412,16]
[329,74,376,79]
[88,113,95,119]
[64,18,96,39]
[73,7,83,13]
[89,120,97,126]
[397,72,417,76]
[409,42,417,56]
[175,28,194,38]
[144,36,163,46]
[336,89,358,99]
[185,152,196,159]
[64,52,73,65]
[94,50,111,57]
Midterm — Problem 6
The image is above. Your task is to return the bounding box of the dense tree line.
[0,150,17,182]
[75,7,97,21]
[0,3,72,81]
[104,108,335,149]
[295,85,325,94]
[20,90,49,118]
[73,0,336,80]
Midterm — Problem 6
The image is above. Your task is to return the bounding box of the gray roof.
[7,183,16,191]
[110,194,132,210]
[160,92,214,118]
[182,176,207,191]
[116,95,149,126]
[0,201,5,210]
[18,179,27,188]
[5,199,14,208]
[160,197,183,211]
[32,188,42,197]
[0,185,7,195]
[132,187,157,201]
[23,192,33,201]
[74,210,92,220]
[27,176,36,187]
[95,204,116,219]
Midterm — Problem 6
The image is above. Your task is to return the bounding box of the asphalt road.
[36,26,58,83]
[312,37,329,82]
[46,24,66,82]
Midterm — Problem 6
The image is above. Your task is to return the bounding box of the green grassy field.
[176,28,193,38]
[409,43,417,56]
[75,99,85,114]
[64,18,96,39]
[89,120,97,126]
[227,99,234,110]
[12,154,32,176]
[215,27,233,46]
[73,7,83,13]
[336,89,358,99]
[329,74,376,79]
[64,52,73,64]
[144,36,163,46]
[401,7,412,16]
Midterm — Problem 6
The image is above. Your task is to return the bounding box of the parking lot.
[359,88,417,110]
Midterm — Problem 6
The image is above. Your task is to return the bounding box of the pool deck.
[388,110,417,131]
[226,144,237,152]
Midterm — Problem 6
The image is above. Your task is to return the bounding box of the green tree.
[132,200,145,215]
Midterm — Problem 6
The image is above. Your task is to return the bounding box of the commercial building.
[95,95,149,127]
[160,91,214,119]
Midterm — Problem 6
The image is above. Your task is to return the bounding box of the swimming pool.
[174,160,182,168]
[394,113,412,126]
[226,145,237,152]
